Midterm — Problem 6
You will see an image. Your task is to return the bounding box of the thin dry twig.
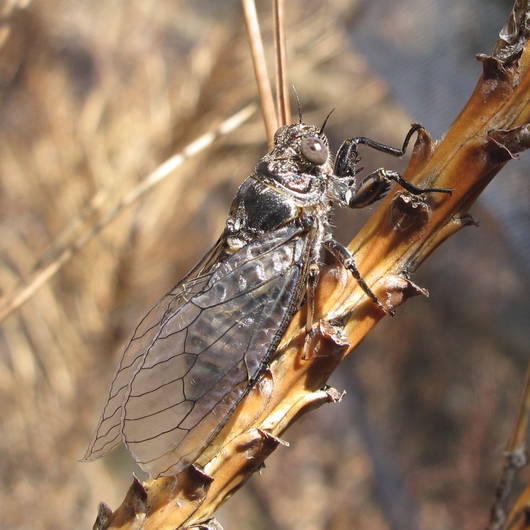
[93,1,530,528]
[0,104,255,324]
[273,0,290,126]
[506,364,530,458]
[488,360,530,529]
[241,0,277,148]
[506,486,530,530]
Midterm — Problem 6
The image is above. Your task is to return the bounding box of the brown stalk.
[273,0,291,126]
[506,485,530,530]
[0,104,255,325]
[489,360,530,530]
[241,0,277,148]
[94,1,530,528]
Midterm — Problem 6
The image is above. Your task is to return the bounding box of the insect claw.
[425,186,453,195]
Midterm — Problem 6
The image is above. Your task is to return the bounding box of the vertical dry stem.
[241,0,277,147]
[273,0,291,126]
[489,361,530,529]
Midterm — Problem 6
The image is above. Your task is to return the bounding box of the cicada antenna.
[319,108,335,135]
[241,0,278,149]
[292,85,303,123]
[273,0,291,126]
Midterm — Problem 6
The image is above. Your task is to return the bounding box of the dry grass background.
[0,1,528,529]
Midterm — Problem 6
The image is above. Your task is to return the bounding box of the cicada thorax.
[224,122,335,252]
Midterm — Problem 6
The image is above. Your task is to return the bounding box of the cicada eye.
[300,136,328,165]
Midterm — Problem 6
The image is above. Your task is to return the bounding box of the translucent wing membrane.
[83,225,308,477]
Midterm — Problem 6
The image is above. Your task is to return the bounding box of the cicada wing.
[84,225,309,477]
[123,225,308,477]
[82,236,225,462]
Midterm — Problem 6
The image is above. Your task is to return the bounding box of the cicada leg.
[324,238,395,316]
[302,263,320,360]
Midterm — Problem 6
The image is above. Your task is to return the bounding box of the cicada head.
[272,122,331,169]
[256,122,333,195]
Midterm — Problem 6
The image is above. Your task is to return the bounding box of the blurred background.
[0,0,528,529]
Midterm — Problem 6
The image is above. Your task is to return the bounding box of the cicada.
[83,119,450,477]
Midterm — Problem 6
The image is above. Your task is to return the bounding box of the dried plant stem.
[506,362,530,458]
[488,361,530,530]
[0,104,255,325]
[273,0,290,126]
[506,485,530,530]
[242,0,277,148]
[94,1,530,528]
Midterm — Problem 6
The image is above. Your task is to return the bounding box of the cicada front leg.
[335,124,452,209]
